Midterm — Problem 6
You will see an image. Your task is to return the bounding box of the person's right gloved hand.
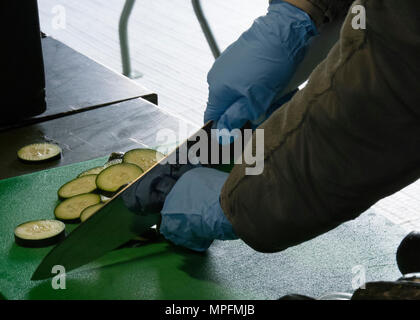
[204,0,318,131]
[159,167,238,252]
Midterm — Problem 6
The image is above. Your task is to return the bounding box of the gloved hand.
[122,162,197,214]
[204,0,318,131]
[160,167,238,252]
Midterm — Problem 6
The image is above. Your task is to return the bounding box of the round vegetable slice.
[14,220,65,248]
[58,174,98,199]
[133,228,160,242]
[96,163,143,193]
[108,152,125,162]
[80,203,105,222]
[78,166,104,178]
[100,195,111,203]
[17,143,62,163]
[123,149,165,172]
[54,193,101,223]
[104,159,123,168]
[78,159,123,178]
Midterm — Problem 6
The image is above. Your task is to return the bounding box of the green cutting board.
[0,157,254,300]
[0,157,407,300]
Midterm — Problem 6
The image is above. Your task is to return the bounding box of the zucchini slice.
[104,159,123,167]
[54,193,101,223]
[80,203,105,222]
[108,152,125,162]
[14,220,65,248]
[78,166,104,178]
[57,174,98,199]
[78,159,123,178]
[123,149,165,172]
[100,195,112,203]
[133,228,160,242]
[17,143,62,163]
[96,163,143,193]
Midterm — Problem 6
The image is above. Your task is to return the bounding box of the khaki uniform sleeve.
[276,0,354,27]
[221,0,420,253]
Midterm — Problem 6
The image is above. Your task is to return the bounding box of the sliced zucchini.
[14,220,65,248]
[133,228,160,242]
[17,143,62,163]
[100,195,112,203]
[96,163,143,193]
[57,174,97,199]
[54,193,101,223]
[80,203,105,222]
[77,160,122,178]
[78,166,104,178]
[123,149,165,172]
[104,159,123,168]
[132,236,149,242]
[108,152,125,162]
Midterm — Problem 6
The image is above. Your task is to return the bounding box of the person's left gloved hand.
[204,0,318,131]
[160,167,238,252]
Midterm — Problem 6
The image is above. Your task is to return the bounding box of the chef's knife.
[32,121,216,280]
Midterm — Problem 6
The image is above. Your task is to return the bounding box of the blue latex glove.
[160,167,237,252]
[204,0,318,131]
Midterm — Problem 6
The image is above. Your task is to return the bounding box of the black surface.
[396,231,420,275]
[0,98,198,180]
[0,37,157,131]
[1,0,46,123]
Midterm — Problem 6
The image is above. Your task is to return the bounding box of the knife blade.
[32,121,214,280]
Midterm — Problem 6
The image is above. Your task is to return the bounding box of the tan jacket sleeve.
[275,0,353,27]
[221,0,420,253]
